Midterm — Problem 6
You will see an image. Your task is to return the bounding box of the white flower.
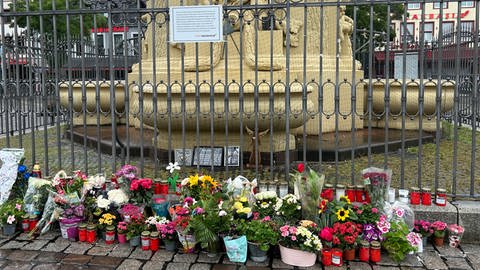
[107,189,129,206]
[96,195,111,209]
[218,210,227,217]
[181,177,190,186]
[6,215,15,224]
[166,162,181,174]
[254,193,264,201]
[88,175,106,189]
[265,191,277,199]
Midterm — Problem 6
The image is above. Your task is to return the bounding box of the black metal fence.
[1,0,479,199]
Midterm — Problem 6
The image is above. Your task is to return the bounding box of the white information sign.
[169,5,223,43]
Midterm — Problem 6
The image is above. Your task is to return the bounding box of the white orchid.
[166,162,181,174]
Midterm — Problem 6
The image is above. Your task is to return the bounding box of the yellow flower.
[340,195,351,204]
[99,218,104,224]
[202,175,213,184]
[233,202,243,210]
[238,207,252,214]
[239,197,248,203]
[299,220,315,227]
[106,220,112,225]
[336,208,349,221]
[189,174,199,187]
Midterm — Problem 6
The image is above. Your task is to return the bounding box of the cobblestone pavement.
[0,231,478,270]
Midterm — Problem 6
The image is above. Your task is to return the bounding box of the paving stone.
[87,245,113,256]
[348,261,372,270]
[371,266,400,270]
[1,261,34,270]
[465,252,480,270]
[42,238,70,252]
[116,259,143,270]
[190,263,212,270]
[461,244,480,253]
[166,262,192,270]
[418,250,448,270]
[7,250,40,261]
[151,249,175,261]
[222,257,245,265]
[245,259,269,267]
[324,265,348,270]
[398,254,423,267]
[400,267,425,270]
[377,254,399,266]
[245,267,270,270]
[33,251,67,263]
[0,249,13,257]
[212,265,237,270]
[298,263,322,270]
[271,258,294,269]
[129,247,153,260]
[142,261,165,270]
[16,233,35,241]
[22,240,49,250]
[436,245,465,258]
[108,245,133,258]
[173,252,198,263]
[36,232,60,241]
[444,257,473,270]
[197,253,222,263]
[0,240,27,249]
[89,255,124,268]
[64,242,92,255]
[61,254,92,265]
[31,263,60,270]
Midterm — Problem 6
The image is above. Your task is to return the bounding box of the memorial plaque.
[174,148,193,166]
[224,146,240,167]
[193,147,223,166]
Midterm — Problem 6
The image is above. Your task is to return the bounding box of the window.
[114,33,124,56]
[96,34,105,55]
[441,22,454,35]
[433,2,448,9]
[132,33,139,56]
[400,23,415,42]
[461,1,475,8]
[422,22,434,42]
[407,3,420,9]
[461,21,474,32]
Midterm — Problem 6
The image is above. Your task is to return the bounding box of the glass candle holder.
[398,189,409,203]
[410,187,421,205]
[278,181,289,197]
[335,184,346,201]
[421,187,432,205]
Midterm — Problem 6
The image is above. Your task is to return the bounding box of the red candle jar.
[365,189,371,203]
[322,184,334,201]
[359,240,370,262]
[321,248,332,266]
[370,241,381,263]
[410,187,421,205]
[21,215,30,232]
[355,185,365,202]
[331,248,343,266]
[32,163,42,178]
[346,185,356,202]
[86,224,97,243]
[435,189,447,206]
[421,187,432,205]
[150,232,159,251]
[141,231,151,251]
[153,180,162,195]
[105,226,116,245]
[78,223,87,242]
[159,180,169,195]
[29,214,38,231]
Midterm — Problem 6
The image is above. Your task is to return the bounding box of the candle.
[410,187,421,205]
[105,226,116,245]
[78,223,87,242]
[141,231,151,251]
[421,187,432,205]
[355,185,365,202]
[321,248,332,266]
[335,184,346,201]
[346,185,356,202]
[323,184,335,201]
[331,248,343,266]
[370,241,381,262]
[150,232,159,251]
[388,188,396,203]
[435,189,447,206]
[87,224,97,243]
[398,189,409,203]
[359,240,370,262]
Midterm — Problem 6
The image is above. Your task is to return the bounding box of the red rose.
[297,163,305,173]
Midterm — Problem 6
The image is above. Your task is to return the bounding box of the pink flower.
[394,208,405,218]
[262,216,271,222]
[15,204,22,211]
[319,227,333,242]
[289,226,297,235]
[6,215,15,224]
[281,231,289,237]
[371,207,378,213]
[184,197,194,205]
[130,180,139,191]
[356,210,363,215]
[291,236,297,241]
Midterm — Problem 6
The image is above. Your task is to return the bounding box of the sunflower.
[336,207,349,221]
[340,195,351,204]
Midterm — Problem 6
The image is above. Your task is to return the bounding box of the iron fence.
[1,0,479,199]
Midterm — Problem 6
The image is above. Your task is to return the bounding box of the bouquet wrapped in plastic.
[23,177,51,215]
[362,167,392,212]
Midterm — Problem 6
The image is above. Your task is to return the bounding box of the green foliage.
[10,0,107,37]
[125,218,145,240]
[237,219,278,251]
[0,199,26,225]
[381,220,416,262]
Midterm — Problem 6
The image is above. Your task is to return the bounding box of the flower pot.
[206,239,220,257]
[164,239,177,252]
[117,233,127,244]
[433,236,444,247]
[248,242,269,263]
[130,235,141,247]
[177,232,197,253]
[2,223,17,236]
[279,245,317,267]
[223,236,248,263]
[343,248,356,261]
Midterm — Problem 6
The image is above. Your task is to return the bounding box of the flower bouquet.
[274,194,302,224]
[253,191,278,218]
[290,163,324,221]
[118,203,143,223]
[362,167,392,212]
[180,174,220,200]
[278,222,322,267]
[447,224,464,248]
[129,178,153,205]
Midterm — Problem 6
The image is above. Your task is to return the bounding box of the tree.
[10,0,107,38]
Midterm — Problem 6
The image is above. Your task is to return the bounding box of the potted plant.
[253,191,278,219]
[447,224,464,248]
[97,213,117,240]
[331,221,362,261]
[237,218,278,262]
[274,194,302,224]
[413,220,433,251]
[278,222,322,267]
[431,221,447,246]
[156,220,177,251]
[126,217,146,247]
[381,213,416,262]
[0,200,25,236]
[117,221,128,244]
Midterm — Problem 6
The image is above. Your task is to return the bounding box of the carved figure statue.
[245,126,269,167]
[338,6,353,57]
